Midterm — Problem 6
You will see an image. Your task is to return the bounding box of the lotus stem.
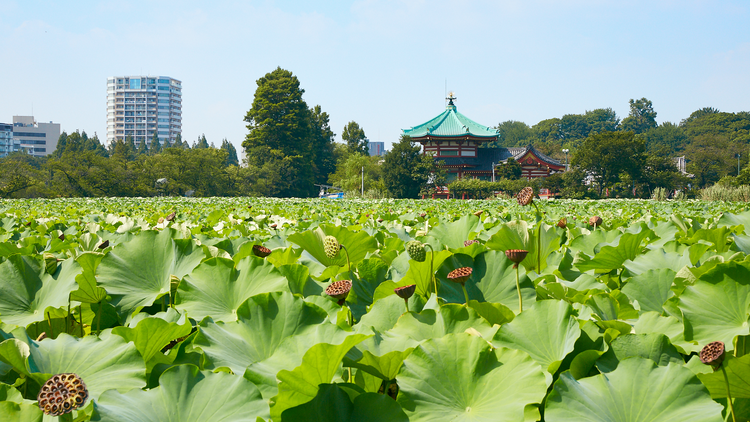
[722,365,737,422]
[425,244,437,297]
[382,380,391,396]
[79,305,84,337]
[515,265,523,313]
[461,284,470,307]
[96,302,102,335]
[47,311,54,338]
[341,245,352,280]
[403,298,410,313]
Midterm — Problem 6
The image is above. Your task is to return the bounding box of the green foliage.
[219,139,239,167]
[342,121,368,155]
[497,157,522,180]
[573,131,646,195]
[699,184,750,201]
[309,105,337,185]
[382,135,437,198]
[620,97,658,134]
[328,152,383,196]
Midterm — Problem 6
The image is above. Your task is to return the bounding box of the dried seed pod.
[98,240,110,249]
[473,210,483,217]
[252,244,271,258]
[326,280,352,305]
[463,239,480,247]
[505,249,529,268]
[166,211,176,221]
[700,341,726,369]
[405,240,426,262]
[158,217,165,224]
[394,284,416,300]
[38,373,88,416]
[58,233,65,241]
[516,187,534,206]
[419,213,427,218]
[589,216,603,227]
[323,236,341,259]
[557,217,567,229]
[447,267,473,285]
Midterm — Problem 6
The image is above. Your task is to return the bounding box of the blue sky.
[1,0,748,153]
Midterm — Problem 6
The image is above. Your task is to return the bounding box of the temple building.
[403,94,564,187]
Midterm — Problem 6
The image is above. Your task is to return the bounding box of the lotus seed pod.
[419,212,427,218]
[394,284,416,300]
[405,240,427,262]
[98,240,110,249]
[323,236,341,259]
[326,280,352,305]
[464,239,480,247]
[505,249,529,268]
[166,211,176,221]
[557,217,567,229]
[700,341,726,369]
[473,210,483,217]
[447,267,473,285]
[589,216,603,227]
[38,373,88,416]
[516,187,534,206]
[252,244,272,258]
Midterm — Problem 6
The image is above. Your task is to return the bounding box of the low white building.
[12,116,60,157]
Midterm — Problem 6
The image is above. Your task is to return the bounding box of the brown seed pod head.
[419,213,427,218]
[252,244,272,258]
[38,373,88,416]
[166,211,176,221]
[516,187,534,206]
[98,240,110,249]
[700,341,726,368]
[326,280,352,304]
[463,239,480,247]
[505,249,529,268]
[447,267,473,285]
[323,236,341,259]
[158,217,165,224]
[557,217,567,229]
[589,216,603,227]
[473,210,483,217]
[394,284,416,300]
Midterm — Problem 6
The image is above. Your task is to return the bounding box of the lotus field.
[3,196,750,421]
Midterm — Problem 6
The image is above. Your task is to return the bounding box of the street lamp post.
[737,153,741,176]
[562,149,569,171]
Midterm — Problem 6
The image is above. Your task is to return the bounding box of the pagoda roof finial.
[446,91,456,111]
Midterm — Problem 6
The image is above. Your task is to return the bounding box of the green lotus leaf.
[70,252,107,304]
[633,311,699,354]
[545,358,723,422]
[697,354,750,398]
[176,256,289,322]
[288,226,378,276]
[384,303,497,344]
[0,383,24,403]
[243,323,354,399]
[436,251,535,313]
[717,210,750,229]
[396,333,548,422]
[492,299,581,374]
[679,261,750,346]
[485,220,561,273]
[347,258,390,320]
[424,214,483,249]
[97,229,206,319]
[595,333,683,373]
[568,227,621,257]
[357,294,417,335]
[685,227,733,253]
[575,227,652,273]
[270,334,369,420]
[25,332,146,400]
[621,268,676,313]
[398,249,454,298]
[93,364,268,421]
[112,312,192,364]
[0,255,81,327]
[281,384,408,422]
[623,248,690,276]
[0,402,43,422]
[194,292,328,374]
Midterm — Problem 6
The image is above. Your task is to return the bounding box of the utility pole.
[562,149,569,171]
[737,153,741,176]
[361,166,364,196]
[491,162,495,182]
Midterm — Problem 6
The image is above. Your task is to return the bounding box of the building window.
[440,150,459,156]
[129,79,141,89]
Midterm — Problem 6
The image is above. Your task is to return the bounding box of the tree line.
[2,66,747,199]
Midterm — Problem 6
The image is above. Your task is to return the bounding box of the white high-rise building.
[106,76,182,147]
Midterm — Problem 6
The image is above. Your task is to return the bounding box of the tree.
[220,139,239,167]
[243,67,315,197]
[382,135,438,198]
[572,131,646,195]
[642,122,687,155]
[195,134,209,149]
[585,108,620,134]
[137,137,149,155]
[496,157,522,180]
[327,152,383,195]
[309,105,337,184]
[151,131,161,154]
[620,98,657,134]
[342,121,368,155]
[487,121,533,148]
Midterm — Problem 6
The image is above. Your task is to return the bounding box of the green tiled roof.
[403,100,499,139]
